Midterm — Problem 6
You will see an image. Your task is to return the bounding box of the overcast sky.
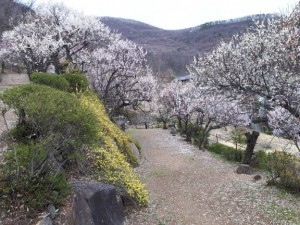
[35,0,299,30]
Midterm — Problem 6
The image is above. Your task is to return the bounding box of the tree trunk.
[198,121,211,150]
[178,117,182,132]
[186,125,192,142]
[198,130,208,149]
[184,119,188,134]
[243,131,260,165]
[144,122,148,129]
[162,121,167,129]
[1,61,4,74]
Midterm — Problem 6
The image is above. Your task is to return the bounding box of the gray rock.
[47,204,56,219]
[36,217,52,225]
[253,174,262,181]
[170,127,177,136]
[46,63,56,74]
[116,119,126,131]
[65,181,124,225]
[237,164,253,175]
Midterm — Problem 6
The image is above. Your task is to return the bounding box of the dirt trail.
[125,128,300,225]
[0,73,30,91]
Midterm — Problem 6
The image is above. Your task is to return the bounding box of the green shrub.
[193,126,210,148]
[30,73,69,91]
[208,143,243,162]
[0,84,99,167]
[62,73,89,92]
[8,123,36,143]
[266,151,300,192]
[251,150,269,170]
[231,128,247,144]
[0,144,70,215]
[0,84,148,212]
[31,72,89,93]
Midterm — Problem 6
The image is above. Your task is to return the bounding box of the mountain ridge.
[0,1,275,80]
[100,14,275,79]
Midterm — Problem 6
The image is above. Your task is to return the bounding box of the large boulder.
[65,181,124,225]
[237,164,253,175]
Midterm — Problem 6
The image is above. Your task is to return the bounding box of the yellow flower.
[78,91,148,206]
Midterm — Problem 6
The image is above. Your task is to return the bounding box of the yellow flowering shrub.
[81,91,139,166]
[80,91,148,206]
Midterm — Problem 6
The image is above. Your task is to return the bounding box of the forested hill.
[0,0,32,34]
[100,14,274,79]
[0,0,274,80]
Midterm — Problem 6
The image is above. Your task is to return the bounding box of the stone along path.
[125,128,300,225]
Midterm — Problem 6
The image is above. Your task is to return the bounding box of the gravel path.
[0,73,30,92]
[125,128,300,225]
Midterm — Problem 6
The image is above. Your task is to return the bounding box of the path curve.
[125,128,300,225]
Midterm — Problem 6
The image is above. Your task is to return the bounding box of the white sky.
[34,0,299,30]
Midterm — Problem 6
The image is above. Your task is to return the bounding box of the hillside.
[0,1,274,80]
[100,15,274,79]
[0,0,32,34]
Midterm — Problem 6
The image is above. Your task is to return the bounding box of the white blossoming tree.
[157,82,198,137]
[188,6,300,157]
[268,106,300,151]
[158,81,249,147]
[0,2,158,122]
[87,39,157,116]
[0,3,114,74]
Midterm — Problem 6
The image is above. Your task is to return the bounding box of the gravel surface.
[125,128,300,225]
[0,73,30,91]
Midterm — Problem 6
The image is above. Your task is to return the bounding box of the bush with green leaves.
[266,151,300,192]
[30,72,89,93]
[1,84,98,169]
[208,143,243,162]
[231,127,247,145]
[0,84,148,214]
[30,73,69,91]
[193,126,210,148]
[62,73,89,92]
[208,142,300,193]
[0,143,70,215]
[0,84,100,214]
[251,150,269,170]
